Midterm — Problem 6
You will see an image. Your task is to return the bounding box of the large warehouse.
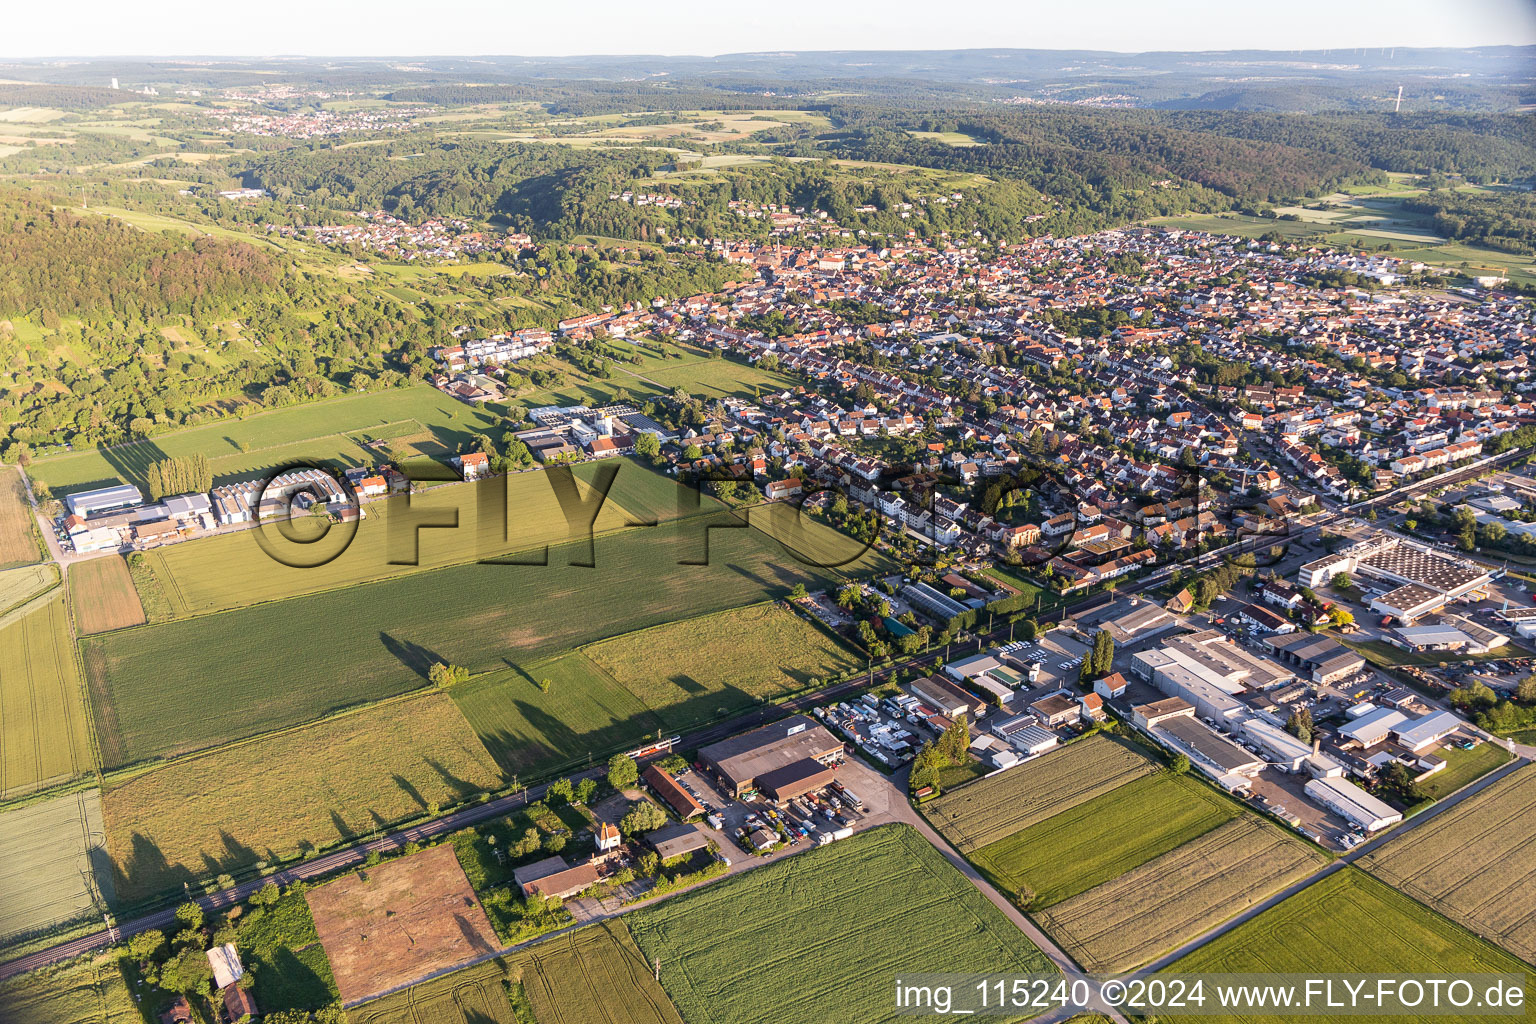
[1265,633,1366,685]
[1131,629,1293,725]
[697,715,842,798]
[1305,776,1402,833]
[66,483,143,517]
[1298,535,1490,623]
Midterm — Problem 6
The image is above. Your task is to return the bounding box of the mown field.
[1037,817,1329,973]
[971,771,1240,908]
[0,953,140,1024]
[0,468,40,567]
[627,824,1054,1024]
[101,693,504,906]
[452,651,665,776]
[746,500,883,569]
[1163,869,1533,1024]
[584,602,862,725]
[0,595,96,801]
[84,512,879,768]
[1363,765,1536,963]
[1416,742,1513,802]
[925,736,1157,854]
[136,460,677,620]
[638,357,801,401]
[0,791,112,949]
[28,385,505,496]
[68,557,145,634]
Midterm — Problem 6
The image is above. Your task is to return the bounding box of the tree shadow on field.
[101,440,170,496]
[249,945,333,1013]
[651,682,758,734]
[330,810,358,843]
[197,830,263,882]
[392,774,427,811]
[112,832,196,910]
[669,673,706,695]
[379,631,443,680]
[424,756,482,799]
[455,913,497,957]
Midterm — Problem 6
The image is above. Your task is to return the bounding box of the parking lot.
[667,756,906,865]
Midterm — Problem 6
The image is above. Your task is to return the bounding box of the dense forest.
[0,191,278,319]
[1400,189,1536,255]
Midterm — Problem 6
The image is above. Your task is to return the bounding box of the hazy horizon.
[7,0,1534,61]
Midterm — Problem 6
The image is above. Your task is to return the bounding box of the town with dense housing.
[0,22,1534,1024]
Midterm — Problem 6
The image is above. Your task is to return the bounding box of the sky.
[7,0,1536,58]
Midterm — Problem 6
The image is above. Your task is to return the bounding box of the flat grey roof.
[698,716,840,788]
[1160,716,1262,773]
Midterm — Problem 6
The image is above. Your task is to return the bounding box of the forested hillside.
[0,192,278,319]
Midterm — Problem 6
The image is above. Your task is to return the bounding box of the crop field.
[0,468,40,567]
[0,954,140,1024]
[746,501,887,570]
[0,791,113,949]
[452,651,664,776]
[0,563,56,615]
[1164,869,1532,1024]
[584,602,861,725]
[352,958,523,1024]
[520,921,685,1024]
[970,771,1241,908]
[1037,817,1329,973]
[68,557,145,634]
[28,385,504,496]
[85,513,868,766]
[101,693,503,906]
[926,736,1158,854]
[308,843,501,1005]
[627,824,1054,1024]
[1363,766,1536,962]
[135,463,642,619]
[0,595,95,801]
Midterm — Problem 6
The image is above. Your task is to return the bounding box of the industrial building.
[697,716,842,798]
[1392,710,1464,753]
[1155,716,1264,791]
[1389,619,1510,655]
[1133,696,1196,730]
[645,823,711,862]
[756,758,837,803]
[989,712,1061,755]
[65,483,143,517]
[1339,706,1408,748]
[1265,633,1366,685]
[907,675,986,718]
[1131,630,1293,726]
[1240,718,1314,771]
[1304,776,1402,832]
[1299,535,1490,623]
